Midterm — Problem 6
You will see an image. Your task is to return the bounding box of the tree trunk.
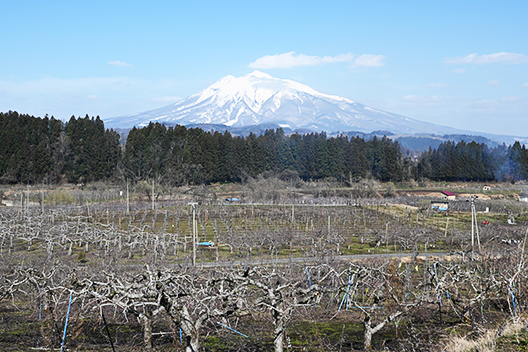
[363,314,374,350]
[274,321,284,352]
[139,313,152,350]
[362,311,402,351]
[178,306,201,352]
[185,335,200,352]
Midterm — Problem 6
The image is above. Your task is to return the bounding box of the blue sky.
[1,0,527,136]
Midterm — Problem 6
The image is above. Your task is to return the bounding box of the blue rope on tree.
[218,322,248,337]
[60,291,73,352]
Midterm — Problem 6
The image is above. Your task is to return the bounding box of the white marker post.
[189,202,198,266]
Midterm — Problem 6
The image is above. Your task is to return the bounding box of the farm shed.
[441,191,457,200]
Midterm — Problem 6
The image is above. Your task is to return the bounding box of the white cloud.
[427,83,449,88]
[249,52,386,69]
[446,52,528,65]
[352,54,385,67]
[402,95,418,101]
[473,100,495,105]
[452,68,466,73]
[87,95,99,100]
[249,52,355,69]
[108,60,133,68]
[500,96,519,102]
[401,95,455,107]
[523,83,528,88]
[487,80,500,86]
[464,97,528,118]
[470,100,498,113]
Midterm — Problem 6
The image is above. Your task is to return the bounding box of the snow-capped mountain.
[104,71,519,142]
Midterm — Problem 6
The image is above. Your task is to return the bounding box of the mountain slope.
[105,71,451,134]
[105,71,527,145]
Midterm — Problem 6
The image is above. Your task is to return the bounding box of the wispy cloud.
[352,54,385,67]
[487,80,500,86]
[401,95,457,107]
[427,83,449,88]
[446,52,528,65]
[523,83,528,88]
[470,100,497,113]
[452,68,466,73]
[248,52,385,69]
[249,52,354,69]
[108,60,133,68]
[469,97,528,116]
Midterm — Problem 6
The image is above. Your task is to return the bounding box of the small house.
[520,196,528,203]
[441,191,457,201]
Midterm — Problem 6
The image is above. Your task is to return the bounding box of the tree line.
[122,122,404,185]
[1,111,527,185]
[0,111,120,184]
[415,140,528,182]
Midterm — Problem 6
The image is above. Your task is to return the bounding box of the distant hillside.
[113,123,507,153]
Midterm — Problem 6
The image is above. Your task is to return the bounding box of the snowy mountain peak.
[244,70,273,79]
[197,70,353,109]
[105,71,466,136]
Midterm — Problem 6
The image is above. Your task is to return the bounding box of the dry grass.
[443,316,527,352]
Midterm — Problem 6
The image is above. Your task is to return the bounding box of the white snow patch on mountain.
[106,71,478,136]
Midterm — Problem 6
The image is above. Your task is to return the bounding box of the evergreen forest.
[1,110,527,185]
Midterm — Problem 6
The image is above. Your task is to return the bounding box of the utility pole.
[470,196,481,252]
[26,183,29,213]
[152,179,155,210]
[189,203,198,266]
[126,179,130,214]
[41,187,45,214]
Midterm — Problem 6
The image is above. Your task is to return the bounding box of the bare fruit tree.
[229,265,330,352]
[70,265,252,351]
[332,260,422,350]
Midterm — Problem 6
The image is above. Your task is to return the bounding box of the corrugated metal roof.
[441,191,456,197]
